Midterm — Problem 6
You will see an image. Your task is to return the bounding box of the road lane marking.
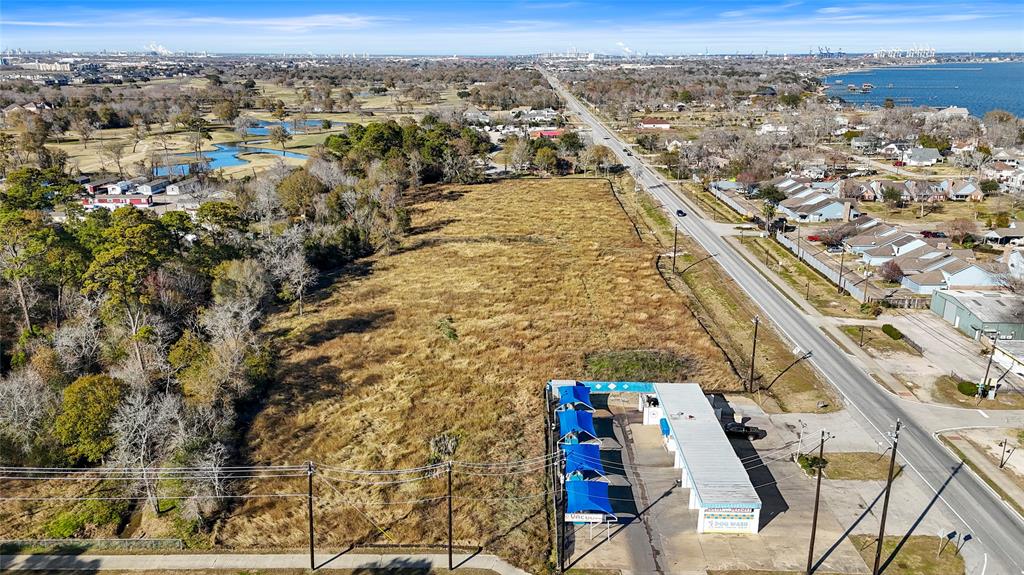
[978,410,989,418]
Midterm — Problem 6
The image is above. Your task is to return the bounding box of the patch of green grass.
[585,350,691,382]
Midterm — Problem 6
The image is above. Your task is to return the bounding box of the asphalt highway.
[543,70,1024,575]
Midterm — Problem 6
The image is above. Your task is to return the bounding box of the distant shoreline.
[821,58,1021,80]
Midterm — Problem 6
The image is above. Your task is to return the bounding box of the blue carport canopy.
[566,480,614,516]
[558,410,598,443]
[659,417,670,437]
[557,383,593,411]
[563,443,606,479]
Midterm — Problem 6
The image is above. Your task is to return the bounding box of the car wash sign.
[565,512,607,523]
[700,508,758,533]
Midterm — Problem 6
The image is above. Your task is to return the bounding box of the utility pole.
[872,419,902,575]
[806,430,828,575]
[982,344,995,389]
[860,325,866,347]
[999,438,1015,468]
[448,461,454,571]
[306,461,315,571]
[558,449,566,574]
[749,316,760,393]
[672,225,678,272]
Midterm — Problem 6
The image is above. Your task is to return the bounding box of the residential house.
[638,117,671,130]
[463,106,491,124]
[860,233,927,266]
[939,179,984,202]
[756,123,789,135]
[902,147,943,167]
[851,135,881,152]
[102,181,134,194]
[902,258,1004,295]
[845,224,902,254]
[951,140,977,155]
[878,141,912,159]
[778,190,859,223]
[984,161,1018,182]
[136,179,169,195]
[166,178,200,196]
[84,194,153,210]
[82,176,117,194]
[985,223,1024,245]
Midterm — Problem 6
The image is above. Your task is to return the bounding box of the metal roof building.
[548,380,763,534]
[651,383,762,533]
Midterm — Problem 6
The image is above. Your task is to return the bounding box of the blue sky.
[1,1,1022,55]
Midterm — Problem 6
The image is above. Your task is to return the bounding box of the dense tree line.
[0,116,482,540]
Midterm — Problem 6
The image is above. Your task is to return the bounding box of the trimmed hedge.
[881,324,903,340]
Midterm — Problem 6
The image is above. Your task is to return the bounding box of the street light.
[679,252,718,275]
[762,351,814,392]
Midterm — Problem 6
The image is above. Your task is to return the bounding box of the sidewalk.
[940,432,1024,517]
[0,552,530,573]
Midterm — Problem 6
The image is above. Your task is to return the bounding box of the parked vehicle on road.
[724,422,767,441]
[807,235,821,242]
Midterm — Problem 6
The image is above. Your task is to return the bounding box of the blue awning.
[566,480,614,516]
[563,443,605,478]
[659,417,670,437]
[558,410,598,443]
[557,383,593,410]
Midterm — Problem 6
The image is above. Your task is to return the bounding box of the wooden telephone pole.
[872,419,902,575]
[805,431,829,574]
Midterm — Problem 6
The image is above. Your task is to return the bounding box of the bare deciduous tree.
[109,390,183,511]
[0,367,57,453]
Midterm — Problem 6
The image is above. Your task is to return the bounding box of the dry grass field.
[216,178,736,570]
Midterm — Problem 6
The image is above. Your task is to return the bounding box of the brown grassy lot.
[932,375,1024,410]
[822,452,903,481]
[857,197,1016,226]
[849,535,964,575]
[840,326,921,357]
[218,178,735,571]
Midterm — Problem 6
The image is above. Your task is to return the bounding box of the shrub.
[436,317,458,341]
[860,302,883,317]
[957,380,979,397]
[881,324,903,340]
[798,453,828,474]
[44,498,128,538]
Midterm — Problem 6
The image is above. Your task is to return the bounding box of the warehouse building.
[931,289,1024,341]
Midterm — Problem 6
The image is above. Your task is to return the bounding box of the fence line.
[775,234,867,302]
[707,185,756,218]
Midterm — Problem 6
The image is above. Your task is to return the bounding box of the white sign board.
[565,512,606,523]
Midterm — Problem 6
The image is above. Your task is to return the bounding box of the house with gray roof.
[901,147,943,167]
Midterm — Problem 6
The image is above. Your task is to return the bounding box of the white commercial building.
[640,383,762,534]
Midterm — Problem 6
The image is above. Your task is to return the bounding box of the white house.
[136,179,168,195]
[166,178,200,196]
[902,147,942,167]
